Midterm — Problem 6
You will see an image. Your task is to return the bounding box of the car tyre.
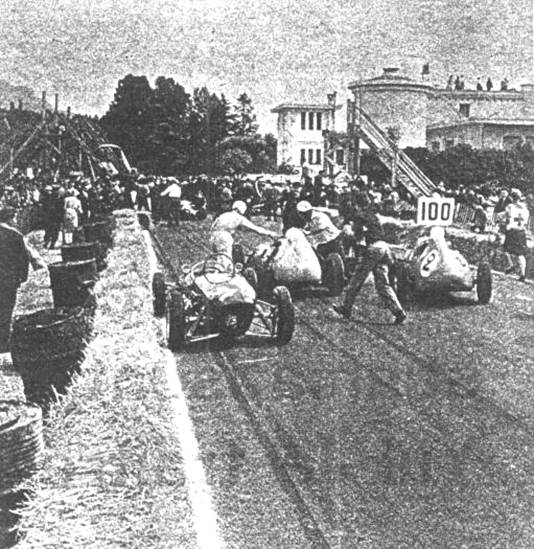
[476,261,492,304]
[152,272,166,317]
[395,263,415,309]
[273,285,295,345]
[167,291,186,351]
[323,253,345,296]
[232,243,246,266]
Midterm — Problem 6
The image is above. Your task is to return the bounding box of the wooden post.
[67,106,71,119]
[54,93,59,113]
[41,91,47,120]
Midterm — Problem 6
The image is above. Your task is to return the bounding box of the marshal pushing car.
[152,252,295,349]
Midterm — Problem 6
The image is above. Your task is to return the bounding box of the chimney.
[18,99,23,111]
[9,101,15,111]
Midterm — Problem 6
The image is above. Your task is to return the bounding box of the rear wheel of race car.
[152,272,166,317]
[476,261,492,304]
[167,291,186,351]
[395,263,415,309]
[232,244,245,266]
[243,267,258,291]
[323,253,345,296]
[273,286,295,345]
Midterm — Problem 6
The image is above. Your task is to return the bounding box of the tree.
[100,75,155,168]
[231,93,258,136]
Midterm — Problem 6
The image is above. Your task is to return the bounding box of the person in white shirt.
[160,178,182,226]
[503,188,529,282]
[209,200,278,257]
[296,200,343,259]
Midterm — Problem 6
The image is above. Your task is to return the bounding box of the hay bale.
[48,260,97,308]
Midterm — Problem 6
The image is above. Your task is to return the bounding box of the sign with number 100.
[416,196,455,226]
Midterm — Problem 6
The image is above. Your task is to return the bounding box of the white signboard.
[416,196,455,226]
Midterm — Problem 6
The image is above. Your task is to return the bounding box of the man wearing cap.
[296,200,343,259]
[160,177,182,226]
[0,208,30,353]
[333,205,407,324]
[209,200,278,257]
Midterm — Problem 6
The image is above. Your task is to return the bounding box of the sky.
[1,0,532,133]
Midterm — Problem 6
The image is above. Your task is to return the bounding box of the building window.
[445,139,455,149]
[335,149,344,165]
[431,140,440,152]
[301,112,306,130]
[317,112,322,130]
[308,149,314,164]
[459,103,470,117]
[300,149,306,164]
[316,149,322,165]
[308,112,314,130]
[503,135,522,150]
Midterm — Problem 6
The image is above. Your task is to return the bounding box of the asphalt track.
[154,218,534,548]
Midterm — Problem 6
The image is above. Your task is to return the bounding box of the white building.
[271,100,344,175]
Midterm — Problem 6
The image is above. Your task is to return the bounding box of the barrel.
[10,306,93,411]
[0,401,43,495]
[48,259,97,308]
[61,242,97,263]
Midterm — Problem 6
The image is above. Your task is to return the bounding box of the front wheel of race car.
[232,244,246,266]
[395,263,415,309]
[476,261,492,304]
[323,253,345,296]
[167,291,186,351]
[273,285,295,345]
[152,272,166,317]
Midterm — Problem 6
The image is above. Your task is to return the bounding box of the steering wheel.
[201,252,236,283]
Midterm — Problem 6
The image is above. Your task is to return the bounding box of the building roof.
[271,103,342,113]
[427,118,534,131]
[348,67,432,92]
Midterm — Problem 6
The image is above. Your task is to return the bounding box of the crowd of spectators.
[1,165,532,245]
[446,75,510,92]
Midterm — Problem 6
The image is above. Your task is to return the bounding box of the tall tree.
[100,75,154,168]
[231,93,258,136]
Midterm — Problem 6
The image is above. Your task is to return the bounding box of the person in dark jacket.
[333,206,406,324]
[0,208,30,352]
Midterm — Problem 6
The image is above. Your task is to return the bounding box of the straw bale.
[16,211,198,548]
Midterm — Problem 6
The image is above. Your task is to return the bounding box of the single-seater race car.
[152,252,295,350]
[232,227,345,298]
[391,225,492,306]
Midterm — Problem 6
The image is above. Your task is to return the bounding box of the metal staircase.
[352,105,437,198]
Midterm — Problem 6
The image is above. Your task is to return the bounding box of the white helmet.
[232,200,247,215]
[296,200,312,213]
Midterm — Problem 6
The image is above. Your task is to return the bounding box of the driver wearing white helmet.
[209,200,278,257]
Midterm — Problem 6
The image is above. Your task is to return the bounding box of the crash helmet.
[296,200,312,213]
[232,200,247,215]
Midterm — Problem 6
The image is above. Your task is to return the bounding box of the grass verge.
[15,210,197,548]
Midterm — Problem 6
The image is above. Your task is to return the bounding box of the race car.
[232,227,345,298]
[152,252,295,349]
[391,226,492,306]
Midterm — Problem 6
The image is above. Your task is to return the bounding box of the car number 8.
[420,249,439,277]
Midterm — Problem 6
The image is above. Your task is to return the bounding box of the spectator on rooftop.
[486,77,493,91]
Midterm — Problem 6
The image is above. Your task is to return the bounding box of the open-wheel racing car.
[232,227,345,298]
[152,253,295,350]
[391,226,492,307]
